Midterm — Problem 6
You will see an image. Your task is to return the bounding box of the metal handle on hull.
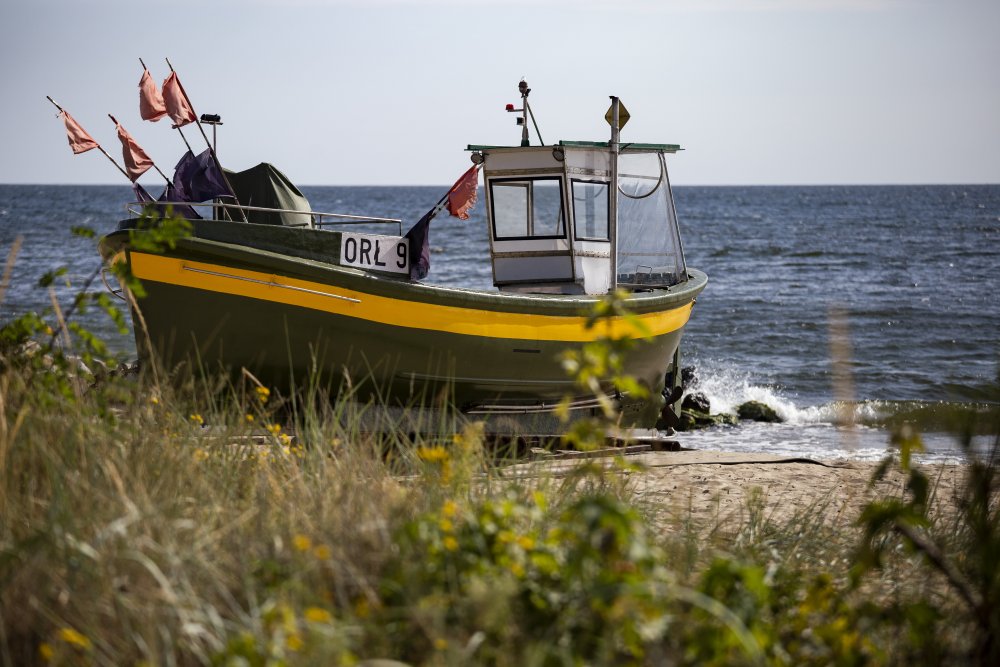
[100,266,127,301]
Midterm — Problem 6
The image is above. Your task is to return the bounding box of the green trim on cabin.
[559,140,682,152]
[467,144,521,151]
[467,141,682,152]
[622,142,682,152]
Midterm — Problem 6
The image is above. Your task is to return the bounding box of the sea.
[1,184,998,462]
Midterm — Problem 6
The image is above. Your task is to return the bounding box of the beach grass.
[0,347,996,666]
[1,227,998,665]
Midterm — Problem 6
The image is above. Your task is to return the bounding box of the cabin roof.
[466,141,681,153]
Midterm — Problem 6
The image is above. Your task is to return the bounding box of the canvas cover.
[223,163,314,227]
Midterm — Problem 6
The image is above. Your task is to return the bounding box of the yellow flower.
[304,606,332,624]
[532,490,547,510]
[279,433,292,445]
[434,638,448,651]
[286,633,303,651]
[57,627,91,650]
[149,396,159,405]
[193,448,209,463]
[255,386,271,403]
[416,445,449,463]
[266,423,282,436]
[189,413,204,426]
[442,499,458,518]
[438,518,454,533]
[292,534,312,552]
[443,536,459,551]
[38,643,53,661]
[516,535,535,551]
[313,544,332,560]
[245,413,254,423]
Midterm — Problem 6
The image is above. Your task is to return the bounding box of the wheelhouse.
[469,141,687,295]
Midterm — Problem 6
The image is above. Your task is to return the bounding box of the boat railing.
[127,201,403,235]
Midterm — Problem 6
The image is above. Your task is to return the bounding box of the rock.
[681,366,697,389]
[716,413,738,426]
[736,400,783,423]
[65,354,92,378]
[89,358,109,380]
[18,340,43,358]
[677,409,736,431]
[681,391,710,414]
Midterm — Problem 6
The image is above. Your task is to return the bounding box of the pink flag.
[115,121,154,182]
[161,72,196,128]
[447,165,480,220]
[138,69,167,122]
[60,111,99,154]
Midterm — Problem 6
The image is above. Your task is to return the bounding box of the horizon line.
[2,181,999,188]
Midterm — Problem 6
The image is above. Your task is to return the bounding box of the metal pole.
[525,100,545,146]
[46,96,131,182]
[609,95,620,293]
[140,60,196,158]
[519,81,530,147]
[165,59,248,222]
[108,114,171,185]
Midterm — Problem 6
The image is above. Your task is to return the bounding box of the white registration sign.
[339,232,409,275]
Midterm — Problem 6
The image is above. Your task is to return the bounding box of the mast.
[608,95,620,292]
[519,80,530,147]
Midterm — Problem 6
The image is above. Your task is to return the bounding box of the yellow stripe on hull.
[129,252,693,342]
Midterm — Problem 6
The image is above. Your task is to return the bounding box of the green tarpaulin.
[223,163,313,227]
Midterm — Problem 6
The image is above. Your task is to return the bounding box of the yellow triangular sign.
[605,101,630,129]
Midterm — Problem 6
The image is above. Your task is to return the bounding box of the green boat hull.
[102,220,707,424]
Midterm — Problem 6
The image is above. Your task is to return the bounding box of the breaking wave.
[680,361,978,462]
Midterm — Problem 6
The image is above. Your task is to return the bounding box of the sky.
[1,0,998,186]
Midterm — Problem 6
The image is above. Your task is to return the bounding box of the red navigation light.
[505,103,515,111]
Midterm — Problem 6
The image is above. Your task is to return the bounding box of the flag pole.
[108,114,170,185]
[139,60,195,155]
[430,164,482,216]
[165,58,247,222]
[46,96,131,182]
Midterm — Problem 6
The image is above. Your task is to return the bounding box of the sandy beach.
[509,450,968,531]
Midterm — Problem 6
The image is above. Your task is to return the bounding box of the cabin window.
[571,180,610,241]
[490,178,565,240]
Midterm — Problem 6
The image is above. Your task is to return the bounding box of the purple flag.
[132,182,200,220]
[158,183,201,220]
[133,183,156,203]
[403,208,434,280]
[172,149,231,202]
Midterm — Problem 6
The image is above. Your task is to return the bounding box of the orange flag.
[447,165,480,220]
[162,72,196,128]
[115,121,154,182]
[60,111,99,154]
[139,69,167,121]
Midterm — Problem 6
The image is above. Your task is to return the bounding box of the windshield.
[616,152,685,287]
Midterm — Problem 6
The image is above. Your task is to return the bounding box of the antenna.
[505,80,544,146]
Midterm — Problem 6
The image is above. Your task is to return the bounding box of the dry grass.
[0,354,994,665]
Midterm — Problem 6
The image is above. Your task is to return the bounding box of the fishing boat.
[98,83,707,428]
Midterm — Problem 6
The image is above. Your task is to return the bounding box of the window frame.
[489,176,567,241]
[570,178,611,242]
